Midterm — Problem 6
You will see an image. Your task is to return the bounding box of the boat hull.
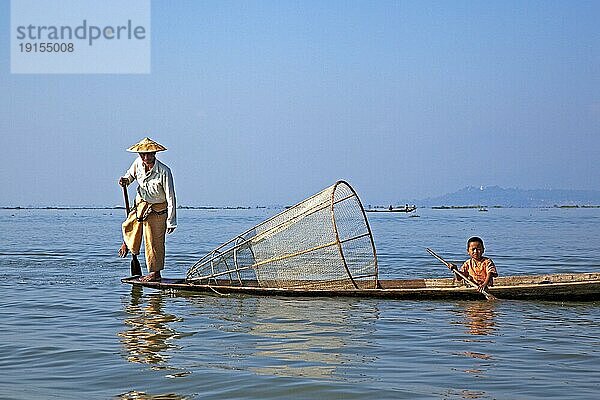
[122,272,600,301]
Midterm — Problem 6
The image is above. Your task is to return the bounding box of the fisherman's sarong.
[122,200,168,273]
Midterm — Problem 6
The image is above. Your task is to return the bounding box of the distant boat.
[366,205,417,213]
[478,207,488,212]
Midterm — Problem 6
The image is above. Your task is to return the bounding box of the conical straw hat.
[126,137,167,153]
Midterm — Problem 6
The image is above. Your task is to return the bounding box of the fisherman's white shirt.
[122,158,177,228]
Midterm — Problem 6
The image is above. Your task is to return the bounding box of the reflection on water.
[117,287,192,399]
[248,297,378,380]
[443,388,488,400]
[119,289,381,382]
[462,302,497,337]
[183,295,379,381]
[115,390,190,400]
[451,301,498,399]
[119,286,182,366]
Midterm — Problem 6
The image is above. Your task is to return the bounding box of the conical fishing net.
[186,181,379,290]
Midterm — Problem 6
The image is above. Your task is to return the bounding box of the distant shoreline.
[0,205,269,210]
[2,205,599,210]
[430,205,600,209]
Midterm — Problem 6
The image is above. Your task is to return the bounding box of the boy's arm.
[478,271,494,292]
[447,262,465,282]
[478,259,498,291]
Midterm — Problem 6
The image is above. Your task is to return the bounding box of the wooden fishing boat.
[120,182,600,301]
[122,272,600,301]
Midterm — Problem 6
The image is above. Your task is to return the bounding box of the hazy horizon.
[2,184,599,208]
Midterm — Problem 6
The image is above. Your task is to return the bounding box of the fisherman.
[118,137,177,282]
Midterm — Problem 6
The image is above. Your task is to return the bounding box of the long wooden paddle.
[122,186,142,276]
[426,248,496,301]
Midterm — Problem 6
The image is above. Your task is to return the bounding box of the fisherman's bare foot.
[118,242,128,258]
[139,271,161,282]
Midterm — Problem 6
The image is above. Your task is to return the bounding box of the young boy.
[450,237,498,292]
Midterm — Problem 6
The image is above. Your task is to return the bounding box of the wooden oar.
[426,248,496,301]
[122,185,142,276]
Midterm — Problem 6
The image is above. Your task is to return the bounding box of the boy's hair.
[467,236,484,249]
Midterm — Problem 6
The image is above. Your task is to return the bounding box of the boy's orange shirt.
[461,257,497,285]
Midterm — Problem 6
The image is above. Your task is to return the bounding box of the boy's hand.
[447,262,457,270]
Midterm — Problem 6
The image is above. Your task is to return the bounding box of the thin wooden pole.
[123,186,142,277]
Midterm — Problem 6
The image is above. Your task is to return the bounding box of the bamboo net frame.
[186,181,378,290]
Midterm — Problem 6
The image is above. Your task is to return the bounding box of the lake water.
[1,207,600,399]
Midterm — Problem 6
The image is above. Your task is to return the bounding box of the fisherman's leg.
[121,210,143,257]
[140,212,167,281]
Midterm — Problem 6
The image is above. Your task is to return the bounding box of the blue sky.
[1,0,599,206]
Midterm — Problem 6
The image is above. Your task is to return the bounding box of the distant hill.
[418,186,600,208]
